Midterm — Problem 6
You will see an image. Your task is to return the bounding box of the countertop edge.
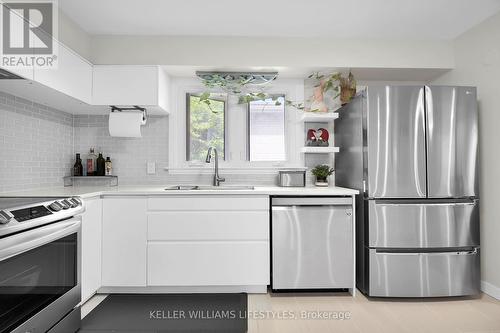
[1,186,360,198]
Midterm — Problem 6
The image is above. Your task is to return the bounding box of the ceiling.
[60,0,500,39]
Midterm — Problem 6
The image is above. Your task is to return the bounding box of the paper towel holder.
[110,105,147,123]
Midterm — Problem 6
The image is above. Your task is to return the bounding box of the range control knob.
[49,202,62,212]
[67,198,78,208]
[0,210,13,224]
[70,197,82,207]
[58,201,70,210]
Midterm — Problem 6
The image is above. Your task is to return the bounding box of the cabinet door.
[81,197,102,302]
[102,197,147,287]
[34,41,92,103]
[92,65,158,105]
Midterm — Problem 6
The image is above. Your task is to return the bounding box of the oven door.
[0,217,81,333]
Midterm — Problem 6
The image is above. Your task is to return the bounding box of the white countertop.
[1,185,359,199]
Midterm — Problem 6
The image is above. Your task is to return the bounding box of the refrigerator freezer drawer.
[368,199,479,248]
[271,205,353,290]
[368,248,480,297]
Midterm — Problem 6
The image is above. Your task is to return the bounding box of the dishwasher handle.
[271,197,352,206]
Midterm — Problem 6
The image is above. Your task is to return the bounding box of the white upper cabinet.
[92,65,169,114]
[33,41,93,104]
[0,61,34,80]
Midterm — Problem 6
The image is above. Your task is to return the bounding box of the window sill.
[165,166,307,175]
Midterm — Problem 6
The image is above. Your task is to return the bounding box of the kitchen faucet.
[205,147,225,186]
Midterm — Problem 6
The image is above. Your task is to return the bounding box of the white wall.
[58,10,92,61]
[433,11,500,297]
[89,35,454,70]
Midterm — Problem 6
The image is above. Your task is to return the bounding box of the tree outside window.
[186,93,226,161]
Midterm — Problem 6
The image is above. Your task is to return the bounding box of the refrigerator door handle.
[375,248,479,255]
[414,87,426,197]
[372,198,477,205]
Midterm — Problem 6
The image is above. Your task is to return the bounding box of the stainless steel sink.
[164,185,199,191]
[196,185,255,190]
[164,185,254,191]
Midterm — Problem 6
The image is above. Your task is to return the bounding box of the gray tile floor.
[82,291,500,333]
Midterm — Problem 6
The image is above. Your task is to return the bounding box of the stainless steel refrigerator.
[335,86,480,297]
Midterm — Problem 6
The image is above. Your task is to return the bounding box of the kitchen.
[0,0,499,332]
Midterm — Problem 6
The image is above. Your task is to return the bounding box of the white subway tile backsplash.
[0,92,74,193]
[0,90,280,192]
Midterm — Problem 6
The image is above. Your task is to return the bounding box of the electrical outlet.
[147,162,156,175]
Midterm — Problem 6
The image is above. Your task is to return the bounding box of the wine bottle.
[96,152,106,176]
[73,153,83,176]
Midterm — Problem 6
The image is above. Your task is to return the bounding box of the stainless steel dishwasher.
[271,197,353,291]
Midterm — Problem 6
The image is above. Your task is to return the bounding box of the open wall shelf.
[63,175,118,187]
[300,112,339,123]
[301,147,340,154]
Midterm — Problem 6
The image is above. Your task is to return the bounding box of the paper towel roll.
[109,111,146,138]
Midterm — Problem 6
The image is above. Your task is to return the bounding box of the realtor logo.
[0,0,58,68]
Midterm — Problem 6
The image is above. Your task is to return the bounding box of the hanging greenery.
[197,71,354,112]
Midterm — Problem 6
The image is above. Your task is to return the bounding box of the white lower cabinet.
[81,197,102,302]
[99,195,270,292]
[101,197,147,287]
[146,195,270,289]
[147,241,269,286]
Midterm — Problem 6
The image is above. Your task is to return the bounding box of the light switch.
[147,162,156,175]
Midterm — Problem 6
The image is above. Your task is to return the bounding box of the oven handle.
[0,218,81,262]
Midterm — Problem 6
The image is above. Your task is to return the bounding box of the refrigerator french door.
[425,86,479,198]
[336,85,480,297]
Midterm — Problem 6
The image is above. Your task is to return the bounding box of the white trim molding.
[98,285,267,294]
[165,166,307,175]
[481,280,500,300]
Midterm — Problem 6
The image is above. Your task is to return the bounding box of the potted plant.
[311,164,335,187]
[339,71,357,105]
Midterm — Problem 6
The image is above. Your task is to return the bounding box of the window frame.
[185,92,228,162]
[167,77,305,174]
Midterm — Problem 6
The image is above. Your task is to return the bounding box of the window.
[186,93,226,161]
[248,96,286,161]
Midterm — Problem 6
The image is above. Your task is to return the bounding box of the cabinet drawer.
[147,242,270,286]
[148,211,269,241]
[148,196,269,211]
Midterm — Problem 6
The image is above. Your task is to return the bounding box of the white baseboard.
[481,281,500,300]
[98,285,268,294]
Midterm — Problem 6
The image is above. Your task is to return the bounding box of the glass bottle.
[86,148,97,176]
[105,157,113,176]
[96,152,106,176]
[73,153,83,176]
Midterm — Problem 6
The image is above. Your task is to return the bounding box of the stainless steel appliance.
[271,197,353,291]
[335,86,480,297]
[278,170,306,187]
[0,196,84,333]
